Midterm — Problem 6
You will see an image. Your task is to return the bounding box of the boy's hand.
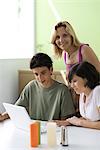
[0,113,10,122]
[54,120,71,126]
[0,114,5,121]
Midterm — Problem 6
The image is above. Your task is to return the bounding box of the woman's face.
[70,74,86,94]
[55,26,72,51]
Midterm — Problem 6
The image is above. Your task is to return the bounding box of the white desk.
[0,120,100,150]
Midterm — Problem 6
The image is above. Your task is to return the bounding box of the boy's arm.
[61,85,76,119]
[0,112,10,122]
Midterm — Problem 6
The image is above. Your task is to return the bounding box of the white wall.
[0,0,35,113]
[0,0,34,59]
[0,59,30,112]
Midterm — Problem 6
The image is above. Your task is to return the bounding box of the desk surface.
[0,120,100,150]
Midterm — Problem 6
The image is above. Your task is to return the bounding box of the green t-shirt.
[16,80,75,120]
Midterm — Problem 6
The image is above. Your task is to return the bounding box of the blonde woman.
[51,21,100,114]
[51,21,100,74]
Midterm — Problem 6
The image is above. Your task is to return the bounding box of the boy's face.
[32,66,53,88]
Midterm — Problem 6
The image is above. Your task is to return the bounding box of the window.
[0,0,35,59]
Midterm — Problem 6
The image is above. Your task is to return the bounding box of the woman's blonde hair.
[51,21,80,57]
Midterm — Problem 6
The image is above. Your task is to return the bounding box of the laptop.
[3,102,47,133]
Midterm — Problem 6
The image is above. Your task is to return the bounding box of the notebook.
[3,102,47,133]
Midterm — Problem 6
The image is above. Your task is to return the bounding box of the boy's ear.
[50,67,53,75]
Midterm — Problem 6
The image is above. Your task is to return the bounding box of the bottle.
[47,122,57,147]
[61,126,68,146]
[30,121,40,147]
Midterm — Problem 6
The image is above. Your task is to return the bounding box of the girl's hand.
[67,116,82,126]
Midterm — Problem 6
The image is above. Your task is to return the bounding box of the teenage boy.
[0,53,75,121]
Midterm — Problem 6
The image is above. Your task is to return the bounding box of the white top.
[80,85,100,121]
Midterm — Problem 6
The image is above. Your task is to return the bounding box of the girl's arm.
[80,119,100,130]
[67,116,100,130]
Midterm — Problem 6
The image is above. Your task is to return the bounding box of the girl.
[56,62,100,129]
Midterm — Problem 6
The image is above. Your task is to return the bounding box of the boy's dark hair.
[30,53,53,70]
[68,61,100,89]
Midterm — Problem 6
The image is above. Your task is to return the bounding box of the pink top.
[64,44,89,77]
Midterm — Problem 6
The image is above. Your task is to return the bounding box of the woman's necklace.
[67,46,79,62]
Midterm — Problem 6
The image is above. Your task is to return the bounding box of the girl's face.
[55,26,72,51]
[70,74,87,94]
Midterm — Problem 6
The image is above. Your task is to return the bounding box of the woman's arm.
[82,45,100,72]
